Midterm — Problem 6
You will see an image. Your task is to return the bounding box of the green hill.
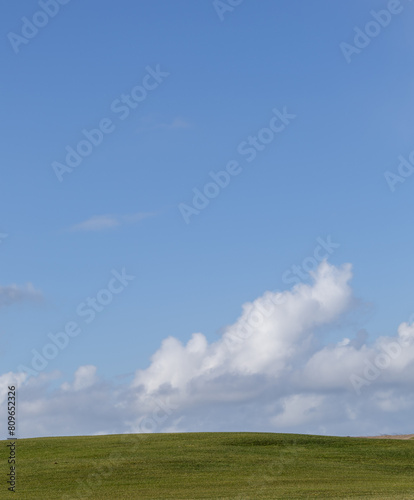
[2,432,414,499]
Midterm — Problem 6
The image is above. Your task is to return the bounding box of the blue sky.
[1,0,414,439]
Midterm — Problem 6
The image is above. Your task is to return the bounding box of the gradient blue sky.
[1,1,414,438]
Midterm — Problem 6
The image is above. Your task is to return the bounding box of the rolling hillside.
[2,432,414,499]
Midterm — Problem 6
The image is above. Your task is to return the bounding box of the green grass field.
[2,432,414,499]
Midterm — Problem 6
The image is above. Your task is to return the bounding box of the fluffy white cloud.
[3,261,414,439]
[132,262,353,393]
[61,365,98,392]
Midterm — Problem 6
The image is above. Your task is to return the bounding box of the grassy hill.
[2,432,414,499]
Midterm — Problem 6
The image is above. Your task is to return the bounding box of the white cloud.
[0,283,43,309]
[132,261,353,392]
[271,394,326,427]
[69,212,156,232]
[4,261,414,439]
[61,365,98,392]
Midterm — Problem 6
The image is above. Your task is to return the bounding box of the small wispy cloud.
[136,115,192,134]
[0,283,43,309]
[69,212,156,233]
[163,117,191,130]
